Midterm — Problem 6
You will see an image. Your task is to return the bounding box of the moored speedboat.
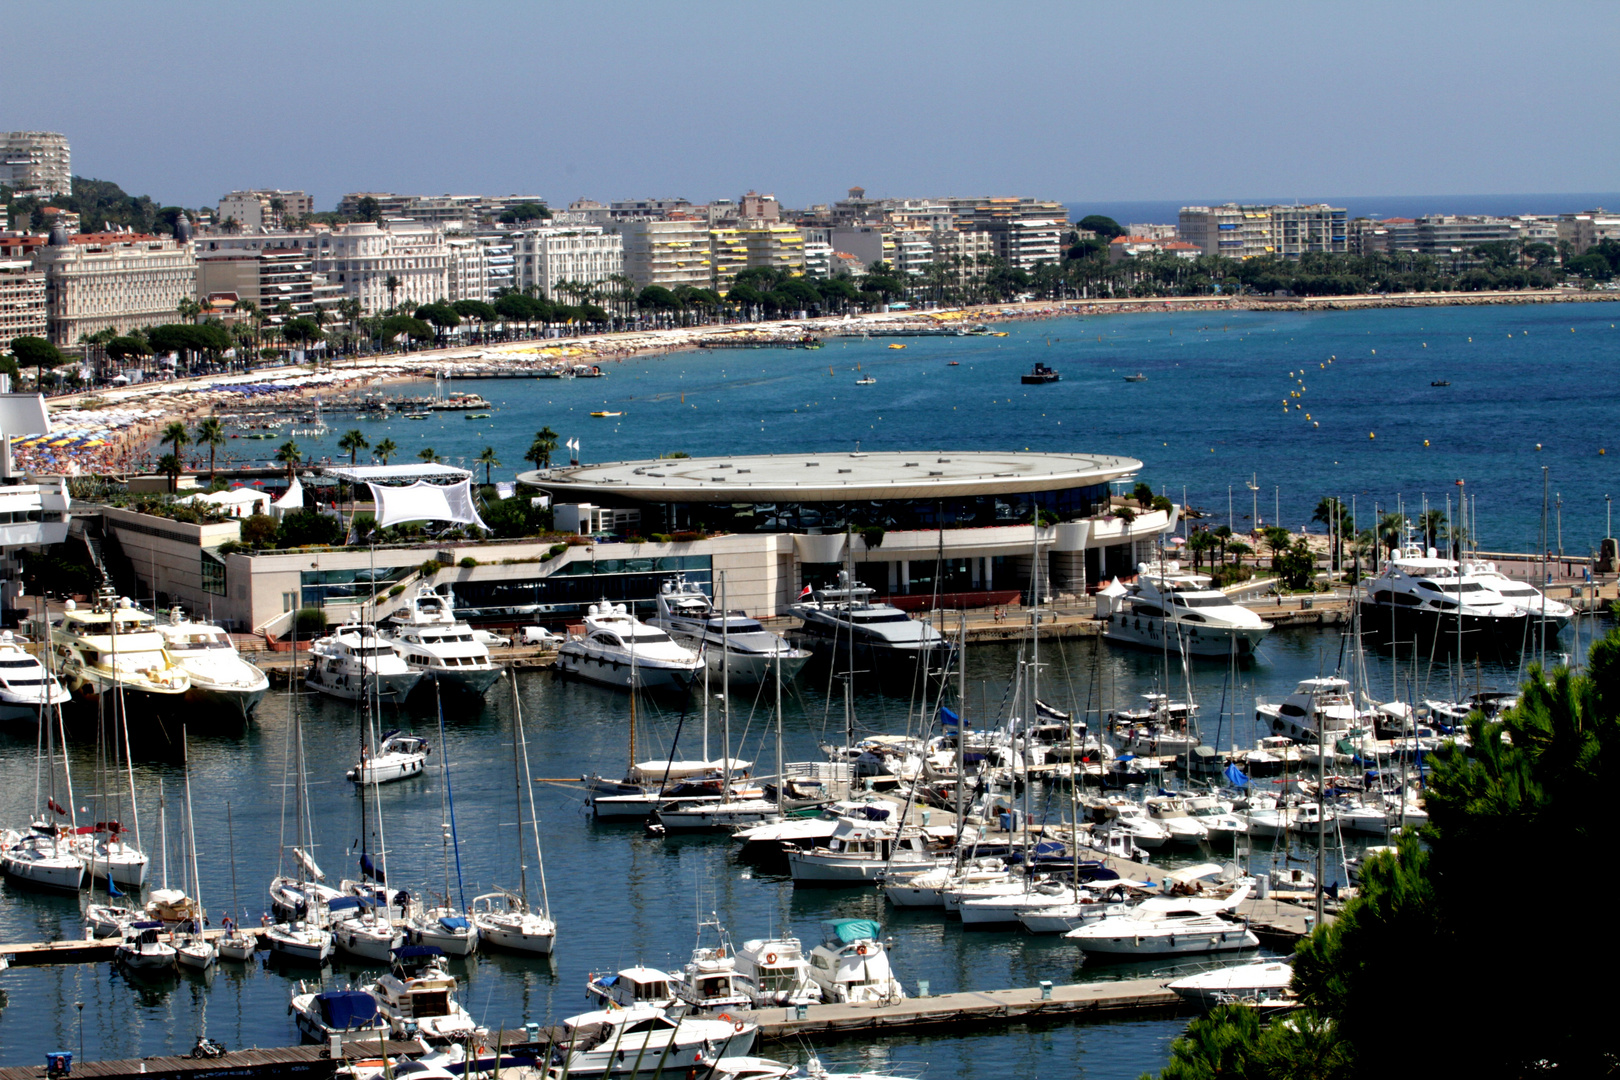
[116,921,177,972]
[157,607,269,722]
[1066,885,1258,956]
[346,731,430,786]
[548,1006,756,1077]
[291,985,387,1043]
[1168,958,1295,1007]
[368,946,480,1042]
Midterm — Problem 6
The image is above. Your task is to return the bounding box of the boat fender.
[764,952,777,965]
[856,944,868,956]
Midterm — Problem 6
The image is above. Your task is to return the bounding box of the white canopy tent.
[320,462,488,533]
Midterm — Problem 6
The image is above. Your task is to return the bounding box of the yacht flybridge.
[306,617,424,702]
[382,585,501,696]
[556,601,702,692]
[788,571,955,687]
[1359,546,1532,653]
[52,591,190,707]
[158,607,269,721]
[1101,563,1272,659]
[652,575,810,686]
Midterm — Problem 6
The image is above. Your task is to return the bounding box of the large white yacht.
[51,592,190,708]
[305,617,424,702]
[556,601,702,692]
[787,572,955,688]
[549,1007,756,1077]
[1101,563,1271,659]
[158,607,269,721]
[1256,677,1372,744]
[0,631,70,721]
[382,585,501,696]
[1359,546,1532,653]
[652,575,810,686]
[1463,559,1573,637]
[785,813,949,885]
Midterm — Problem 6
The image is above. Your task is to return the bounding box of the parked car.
[521,626,561,646]
[472,629,511,648]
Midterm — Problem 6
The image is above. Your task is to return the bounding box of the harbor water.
[2,302,1617,1072]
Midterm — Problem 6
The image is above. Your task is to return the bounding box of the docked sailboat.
[1100,563,1272,658]
[470,675,555,955]
[269,651,337,964]
[652,575,810,687]
[786,814,948,885]
[556,601,702,692]
[403,687,478,957]
[3,694,85,891]
[174,735,217,971]
[305,616,424,702]
[52,591,190,707]
[382,585,501,695]
[158,607,269,721]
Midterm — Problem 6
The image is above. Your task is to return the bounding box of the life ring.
[855,944,868,956]
[733,1021,745,1033]
[763,952,778,965]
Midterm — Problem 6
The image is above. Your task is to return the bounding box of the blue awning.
[826,918,881,944]
[317,990,380,1030]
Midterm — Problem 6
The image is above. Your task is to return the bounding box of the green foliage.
[1078,214,1127,239]
[282,317,324,348]
[1132,481,1155,507]
[293,607,328,636]
[10,335,61,378]
[1148,1004,1352,1080]
[663,450,690,459]
[6,177,183,235]
[1114,505,1136,524]
[856,525,885,548]
[388,583,407,597]
[276,508,344,548]
[379,315,433,343]
[458,556,478,569]
[483,495,551,539]
[526,427,559,469]
[418,559,444,577]
[452,299,498,324]
[106,336,151,362]
[499,201,550,224]
[373,438,397,465]
[239,513,279,548]
[1150,494,1173,514]
[148,322,231,358]
[1277,538,1318,590]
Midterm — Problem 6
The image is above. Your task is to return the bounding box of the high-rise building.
[32,232,197,345]
[0,132,71,197]
[740,223,805,277]
[944,198,1067,269]
[508,227,624,301]
[1180,203,1347,258]
[608,219,713,291]
[446,235,514,302]
[195,248,316,319]
[707,228,749,291]
[0,259,47,340]
[1270,204,1348,256]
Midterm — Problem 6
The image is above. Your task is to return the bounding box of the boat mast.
[955,613,966,832]
[184,726,204,921]
[513,675,551,919]
[509,673,528,905]
[721,572,731,803]
[227,801,241,929]
[773,649,784,818]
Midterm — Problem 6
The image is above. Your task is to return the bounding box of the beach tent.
[176,489,271,518]
[271,476,304,519]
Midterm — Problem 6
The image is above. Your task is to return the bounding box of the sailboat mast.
[184,728,204,918]
[955,614,966,829]
[159,780,168,891]
[227,802,241,928]
[721,572,731,803]
[773,649,784,817]
[513,676,550,918]
[510,674,528,901]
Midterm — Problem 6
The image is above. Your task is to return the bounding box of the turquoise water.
[289,301,1620,553]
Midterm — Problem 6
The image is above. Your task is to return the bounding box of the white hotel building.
[508,226,624,301]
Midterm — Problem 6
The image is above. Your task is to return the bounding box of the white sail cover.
[293,846,325,882]
[367,477,489,532]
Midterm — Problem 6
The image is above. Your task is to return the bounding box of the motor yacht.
[652,575,811,687]
[735,796,907,864]
[586,965,679,1010]
[650,795,780,833]
[547,1006,756,1078]
[670,920,754,1014]
[52,592,190,708]
[884,859,1009,909]
[0,630,70,721]
[1100,563,1272,659]
[382,585,501,696]
[734,936,823,1007]
[291,985,387,1043]
[470,889,555,956]
[556,601,702,693]
[116,921,177,972]
[1109,694,1202,757]
[1244,800,1335,840]
[369,946,480,1042]
[1016,880,1146,934]
[1359,546,1532,654]
[1255,677,1370,744]
[806,919,905,1004]
[306,618,425,702]
[1143,795,1211,845]
[0,824,86,891]
[1086,798,1171,850]
[347,731,431,786]
[785,814,950,885]
[787,572,955,688]
[1167,959,1295,1008]
[1066,885,1258,956]
[1463,559,1573,637]
[157,607,269,721]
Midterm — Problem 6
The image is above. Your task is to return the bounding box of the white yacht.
[556,601,703,692]
[72,824,148,889]
[265,917,335,964]
[1066,886,1258,956]
[0,631,70,721]
[586,965,679,1010]
[670,921,754,1014]
[157,607,269,721]
[1143,794,1211,844]
[734,936,823,1007]
[785,815,949,885]
[382,585,501,696]
[347,731,431,786]
[806,919,905,1004]
[548,1007,756,1078]
[0,825,86,891]
[368,946,480,1042]
[52,593,190,707]
[788,572,955,688]
[1101,564,1272,659]
[1255,677,1369,744]
[1463,559,1573,636]
[305,617,424,702]
[1245,800,1335,840]
[1359,546,1532,653]
[652,575,810,686]
[116,921,177,972]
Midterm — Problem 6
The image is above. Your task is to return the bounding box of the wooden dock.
[741,977,1182,1041]
[0,1037,425,1080]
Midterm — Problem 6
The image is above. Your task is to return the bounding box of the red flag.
[46,798,66,816]
[799,584,812,597]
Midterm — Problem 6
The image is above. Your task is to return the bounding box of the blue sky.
[6,0,1617,213]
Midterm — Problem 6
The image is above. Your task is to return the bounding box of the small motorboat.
[887,343,906,350]
[1021,362,1060,384]
[465,412,491,419]
[1124,373,1148,382]
[855,376,876,385]
[589,410,623,417]
[1431,380,1451,387]
[946,361,960,366]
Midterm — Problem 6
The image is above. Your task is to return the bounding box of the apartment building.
[929,227,996,274]
[1559,210,1620,254]
[445,235,514,302]
[802,241,832,278]
[738,191,781,222]
[0,132,71,197]
[1126,223,1179,241]
[892,230,934,278]
[196,220,451,313]
[1180,203,1347,258]
[32,232,198,345]
[1413,215,1523,257]
[741,223,805,277]
[828,226,892,269]
[0,260,47,340]
[1109,236,1201,262]
[606,219,712,291]
[337,192,413,219]
[1270,204,1347,256]
[707,228,750,290]
[195,248,316,318]
[217,190,313,232]
[945,198,1068,270]
[508,227,624,301]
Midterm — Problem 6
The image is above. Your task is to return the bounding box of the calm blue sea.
[2,303,1615,1074]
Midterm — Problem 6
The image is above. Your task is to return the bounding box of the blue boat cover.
[327,896,369,912]
[939,706,960,728]
[438,916,471,932]
[393,945,446,959]
[131,921,163,929]
[1224,763,1250,788]
[859,806,891,822]
[317,989,380,1029]
[827,918,881,944]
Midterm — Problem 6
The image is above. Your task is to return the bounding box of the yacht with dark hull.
[787,572,955,689]
[1359,546,1532,655]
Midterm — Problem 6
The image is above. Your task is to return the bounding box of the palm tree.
[385,275,401,312]
[1377,512,1407,558]
[1186,529,1216,572]
[527,426,559,469]
[338,428,370,467]
[1213,524,1234,566]
[1419,509,1447,552]
[275,439,303,480]
[193,415,226,482]
[476,446,500,487]
[374,438,397,465]
[158,452,184,494]
[417,447,441,464]
[161,420,191,469]
[1313,497,1354,570]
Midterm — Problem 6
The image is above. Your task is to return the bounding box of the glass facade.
[648,484,1113,536]
[300,565,417,610]
[450,555,712,623]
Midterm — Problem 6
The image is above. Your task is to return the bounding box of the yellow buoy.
[1305,413,1311,420]
[1369,432,1376,439]
[1424,440,1430,447]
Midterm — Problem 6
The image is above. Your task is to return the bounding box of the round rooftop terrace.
[520,450,1142,504]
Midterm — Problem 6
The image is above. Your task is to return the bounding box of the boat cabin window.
[0,658,36,668]
[622,630,673,644]
[635,980,669,999]
[1133,605,1165,619]
[851,612,910,624]
[622,1016,675,1034]
[169,633,229,651]
[409,990,450,1018]
[1170,594,1231,608]
[1416,580,1485,593]
[695,975,730,997]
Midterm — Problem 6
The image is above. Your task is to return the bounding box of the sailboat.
[174,730,217,970]
[1,678,86,892]
[334,667,405,963]
[217,803,257,961]
[470,675,556,954]
[267,621,337,964]
[73,656,148,890]
[403,684,479,956]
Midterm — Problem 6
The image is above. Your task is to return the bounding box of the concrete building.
[314,220,448,313]
[892,230,934,279]
[829,226,891,269]
[509,226,624,301]
[1126,223,1179,240]
[216,190,313,232]
[1413,215,1523,258]
[1558,210,1620,254]
[801,240,833,279]
[0,132,71,197]
[608,197,695,220]
[32,232,198,346]
[741,223,806,277]
[1108,236,1200,263]
[0,260,47,341]
[738,191,781,222]
[195,248,315,319]
[400,195,481,232]
[337,192,412,219]
[944,198,1068,270]
[607,218,713,290]
[1270,204,1347,256]
[446,235,514,302]
[1179,205,1272,259]
[707,227,750,290]
[928,227,996,276]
